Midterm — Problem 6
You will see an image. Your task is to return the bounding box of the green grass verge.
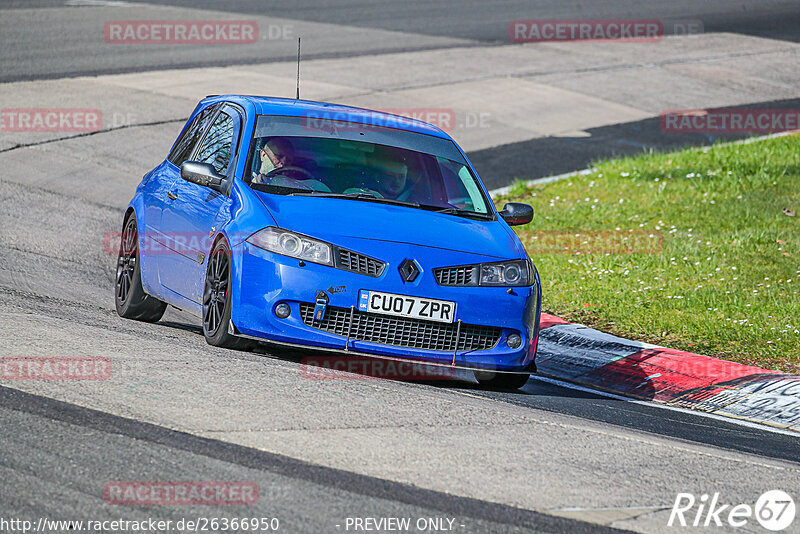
[496,134,800,373]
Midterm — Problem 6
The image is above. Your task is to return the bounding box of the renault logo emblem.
[399,259,421,282]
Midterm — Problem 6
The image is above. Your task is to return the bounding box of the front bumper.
[230,241,542,371]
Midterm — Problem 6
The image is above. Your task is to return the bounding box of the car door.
[159,104,242,304]
[147,103,220,288]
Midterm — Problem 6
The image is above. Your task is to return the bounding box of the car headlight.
[479,260,530,286]
[434,259,531,287]
[246,227,333,266]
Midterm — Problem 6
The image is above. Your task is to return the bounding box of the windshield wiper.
[288,191,420,208]
[433,207,494,220]
[286,192,491,218]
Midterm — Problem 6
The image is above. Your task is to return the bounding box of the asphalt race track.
[4,0,800,81]
[1,101,799,534]
[1,2,800,533]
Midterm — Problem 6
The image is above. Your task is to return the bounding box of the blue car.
[115,95,541,389]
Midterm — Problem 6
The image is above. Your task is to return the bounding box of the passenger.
[367,148,411,200]
[375,160,409,199]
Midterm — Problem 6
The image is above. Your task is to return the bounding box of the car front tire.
[202,238,255,351]
[474,370,531,390]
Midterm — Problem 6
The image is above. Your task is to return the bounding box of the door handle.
[167,191,178,200]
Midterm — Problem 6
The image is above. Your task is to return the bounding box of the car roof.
[203,95,451,140]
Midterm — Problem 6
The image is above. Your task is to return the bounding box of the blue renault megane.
[115,95,541,389]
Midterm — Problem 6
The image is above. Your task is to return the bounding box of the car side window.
[194,111,235,175]
[167,104,219,166]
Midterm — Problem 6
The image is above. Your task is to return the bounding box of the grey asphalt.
[127,0,800,43]
[454,378,800,465]
[3,0,800,82]
[0,386,613,534]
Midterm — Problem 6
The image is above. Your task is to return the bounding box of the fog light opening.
[507,333,522,349]
[275,303,291,319]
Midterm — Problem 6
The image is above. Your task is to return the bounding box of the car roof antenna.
[295,37,301,100]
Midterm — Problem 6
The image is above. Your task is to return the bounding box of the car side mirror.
[499,202,534,226]
[181,161,226,193]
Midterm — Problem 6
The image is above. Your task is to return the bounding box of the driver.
[252,137,310,183]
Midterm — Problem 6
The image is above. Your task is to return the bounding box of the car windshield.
[246,114,491,216]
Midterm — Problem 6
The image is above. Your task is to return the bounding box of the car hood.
[253,192,522,259]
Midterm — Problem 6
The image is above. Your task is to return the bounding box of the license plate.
[358,290,456,323]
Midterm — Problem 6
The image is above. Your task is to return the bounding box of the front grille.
[434,265,477,286]
[300,304,500,352]
[335,248,385,277]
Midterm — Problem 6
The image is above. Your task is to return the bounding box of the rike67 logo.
[669,490,795,531]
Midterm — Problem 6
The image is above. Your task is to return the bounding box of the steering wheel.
[264,166,316,181]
